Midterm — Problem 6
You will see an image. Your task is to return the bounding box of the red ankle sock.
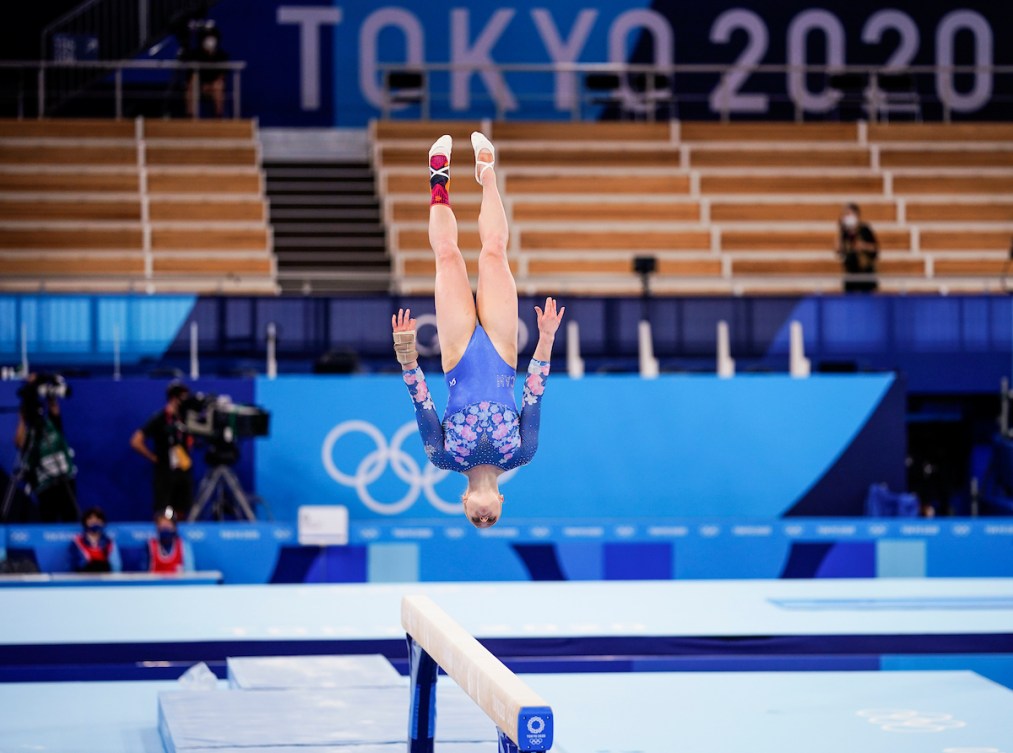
[430,155,450,206]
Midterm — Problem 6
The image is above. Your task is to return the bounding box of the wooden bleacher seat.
[520,229,711,251]
[492,122,670,142]
[0,255,145,276]
[143,120,255,140]
[0,117,274,293]
[507,174,691,195]
[150,227,269,251]
[146,171,262,194]
[710,201,897,222]
[526,257,721,277]
[0,228,142,250]
[0,199,140,221]
[731,257,924,277]
[0,172,138,193]
[152,256,273,275]
[905,201,1013,222]
[378,145,680,169]
[933,258,1007,276]
[512,200,701,223]
[720,228,911,252]
[373,121,482,142]
[879,149,1013,168]
[868,123,1013,142]
[0,119,134,139]
[144,145,258,166]
[690,148,869,168]
[681,123,858,142]
[0,145,136,165]
[701,174,883,194]
[893,175,1013,194]
[919,230,1012,251]
[148,198,265,221]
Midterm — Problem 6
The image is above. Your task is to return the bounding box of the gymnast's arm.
[393,308,455,468]
[515,297,564,464]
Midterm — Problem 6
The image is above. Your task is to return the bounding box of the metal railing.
[41,0,217,60]
[0,59,245,119]
[376,61,1013,123]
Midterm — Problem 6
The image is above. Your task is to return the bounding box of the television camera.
[180,393,270,521]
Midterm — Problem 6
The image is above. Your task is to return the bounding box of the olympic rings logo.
[321,420,459,515]
[856,708,967,734]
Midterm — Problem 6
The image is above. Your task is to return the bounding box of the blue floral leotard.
[402,324,550,471]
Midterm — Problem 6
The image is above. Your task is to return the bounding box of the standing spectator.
[130,383,195,517]
[183,24,228,118]
[837,203,880,293]
[69,506,122,573]
[146,508,195,574]
[14,373,78,522]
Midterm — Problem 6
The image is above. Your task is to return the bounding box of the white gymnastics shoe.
[470,131,496,185]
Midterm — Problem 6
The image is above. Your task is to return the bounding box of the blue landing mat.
[159,685,496,752]
[526,670,1013,753]
[227,654,402,689]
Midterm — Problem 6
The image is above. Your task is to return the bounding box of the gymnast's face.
[463,489,503,528]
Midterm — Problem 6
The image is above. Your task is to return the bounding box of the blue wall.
[2,372,903,523]
[257,373,904,522]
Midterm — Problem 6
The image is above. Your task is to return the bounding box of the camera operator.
[130,382,194,517]
[14,373,78,523]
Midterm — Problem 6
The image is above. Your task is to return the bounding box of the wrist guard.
[393,330,418,365]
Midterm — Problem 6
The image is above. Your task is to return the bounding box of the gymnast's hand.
[533,297,564,361]
[392,308,418,369]
[535,297,565,339]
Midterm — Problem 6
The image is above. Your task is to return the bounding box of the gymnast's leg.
[472,132,518,368]
[428,135,477,373]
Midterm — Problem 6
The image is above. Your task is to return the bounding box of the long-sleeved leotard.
[402,326,550,471]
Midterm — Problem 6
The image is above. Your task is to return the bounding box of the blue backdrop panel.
[254,374,902,523]
[185,0,1013,125]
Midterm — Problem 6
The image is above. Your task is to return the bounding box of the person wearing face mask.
[837,202,880,293]
[182,24,228,118]
[69,507,122,573]
[146,508,195,574]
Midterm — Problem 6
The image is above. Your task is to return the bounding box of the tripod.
[188,463,258,521]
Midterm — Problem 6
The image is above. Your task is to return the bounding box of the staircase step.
[277,253,389,265]
[266,180,376,194]
[264,158,391,278]
[274,236,386,249]
[265,167,375,180]
[269,208,381,222]
[268,194,379,207]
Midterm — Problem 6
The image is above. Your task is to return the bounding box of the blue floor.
[3,579,1012,645]
[1,578,1011,751]
[1,670,1011,753]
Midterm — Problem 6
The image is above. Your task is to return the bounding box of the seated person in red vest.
[69,506,122,573]
[146,508,195,574]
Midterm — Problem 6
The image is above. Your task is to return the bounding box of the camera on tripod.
[17,374,71,408]
[180,393,271,522]
[181,392,270,465]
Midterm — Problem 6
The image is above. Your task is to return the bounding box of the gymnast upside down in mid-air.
[392,132,564,528]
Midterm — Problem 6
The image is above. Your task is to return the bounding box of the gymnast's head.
[462,486,503,528]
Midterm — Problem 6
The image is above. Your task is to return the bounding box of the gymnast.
[392,132,564,528]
